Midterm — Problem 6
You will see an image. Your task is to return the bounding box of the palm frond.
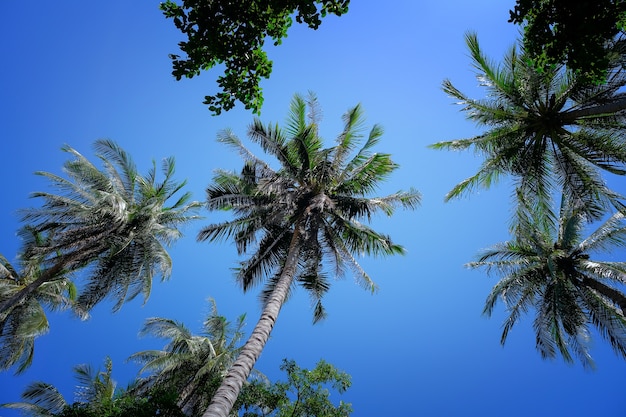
[2,381,67,417]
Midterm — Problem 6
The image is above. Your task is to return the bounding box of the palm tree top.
[471,193,626,368]
[199,92,421,322]
[431,32,626,218]
[0,140,201,374]
[0,232,80,375]
[18,139,202,312]
[1,356,119,417]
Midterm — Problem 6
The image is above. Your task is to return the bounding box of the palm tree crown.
[200,93,420,321]
[0,139,200,373]
[198,93,420,417]
[0,139,200,317]
[431,32,626,218]
[470,193,626,368]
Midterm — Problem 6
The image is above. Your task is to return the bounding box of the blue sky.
[1,1,626,416]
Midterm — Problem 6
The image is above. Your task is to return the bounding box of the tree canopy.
[238,359,352,417]
[161,0,350,115]
[509,0,626,80]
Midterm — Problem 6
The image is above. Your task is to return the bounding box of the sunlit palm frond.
[578,285,626,360]
[578,211,626,253]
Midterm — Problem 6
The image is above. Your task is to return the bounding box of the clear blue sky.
[1,1,625,416]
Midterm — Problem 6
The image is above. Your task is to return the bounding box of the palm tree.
[198,93,421,417]
[469,192,626,368]
[0,242,83,374]
[0,139,200,319]
[1,357,118,416]
[128,299,246,416]
[430,32,626,219]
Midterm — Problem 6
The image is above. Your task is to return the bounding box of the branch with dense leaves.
[161,0,350,115]
[509,0,626,81]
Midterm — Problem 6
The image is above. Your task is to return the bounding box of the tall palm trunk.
[202,223,304,417]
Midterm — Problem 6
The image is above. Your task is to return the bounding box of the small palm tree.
[1,357,118,416]
[0,139,200,318]
[430,32,626,218]
[128,299,245,416]
[470,192,626,368]
[199,93,420,417]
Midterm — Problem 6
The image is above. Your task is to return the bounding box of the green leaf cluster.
[237,359,352,417]
[509,0,626,82]
[160,0,350,114]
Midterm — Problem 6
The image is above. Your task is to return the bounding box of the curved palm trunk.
[0,264,66,320]
[201,224,304,417]
[0,244,102,319]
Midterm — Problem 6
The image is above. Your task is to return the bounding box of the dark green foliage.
[160,0,350,114]
[509,0,626,80]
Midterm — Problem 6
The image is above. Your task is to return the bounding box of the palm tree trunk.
[0,243,102,318]
[0,263,65,319]
[563,97,626,122]
[201,224,304,417]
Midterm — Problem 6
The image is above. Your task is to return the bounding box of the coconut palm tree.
[198,93,421,417]
[128,299,246,416]
[470,192,626,368]
[1,357,118,416]
[0,241,83,374]
[430,32,626,219]
[0,139,200,319]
